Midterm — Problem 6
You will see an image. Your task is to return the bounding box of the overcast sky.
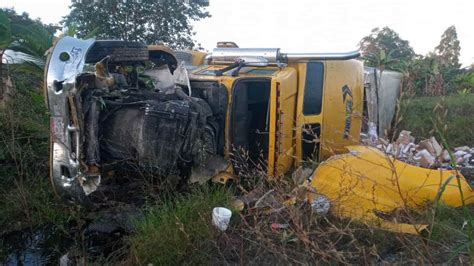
[2,0,473,66]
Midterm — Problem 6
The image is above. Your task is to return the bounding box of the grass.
[0,178,76,234]
[397,93,474,146]
[0,67,80,240]
[127,169,471,264]
[428,204,471,243]
[128,185,234,265]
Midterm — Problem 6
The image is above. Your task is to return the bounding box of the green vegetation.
[429,204,471,244]
[397,94,474,146]
[359,26,414,71]
[128,186,233,265]
[64,0,210,49]
[0,65,77,234]
[0,178,75,234]
[0,8,55,84]
[0,8,75,234]
[360,26,472,96]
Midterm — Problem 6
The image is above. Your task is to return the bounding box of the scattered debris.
[230,198,245,212]
[271,223,290,230]
[239,187,287,212]
[396,130,415,145]
[362,130,474,172]
[212,207,232,231]
[310,194,331,216]
[254,189,281,209]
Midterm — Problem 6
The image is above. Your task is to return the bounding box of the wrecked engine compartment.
[80,59,227,178]
[80,73,221,176]
[46,38,228,202]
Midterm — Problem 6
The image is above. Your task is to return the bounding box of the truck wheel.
[85,40,149,63]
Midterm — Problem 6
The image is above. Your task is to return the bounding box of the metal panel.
[364,67,403,136]
[268,67,298,177]
[212,48,281,64]
[45,36,96,201]
[320,60,364,159]
[210,47,360,65]
[285,51,360,61]
[309,145,474,234]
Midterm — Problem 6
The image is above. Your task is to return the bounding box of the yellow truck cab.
[182,48,363,178]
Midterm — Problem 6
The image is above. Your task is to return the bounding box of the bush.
[454,72,474,93]
[0,67,75,233]
[0,67,48,182]
[397,94,474,146]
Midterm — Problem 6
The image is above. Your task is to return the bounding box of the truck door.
[295,61,364,163]
[267,67,297,178]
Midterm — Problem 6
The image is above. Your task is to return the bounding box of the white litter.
[212,207,232,231]
[310,195,331,216]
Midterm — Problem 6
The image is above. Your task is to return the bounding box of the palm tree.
[364,49,400,98]
[364,49,399,73]
[0,10,12,103]
[0,9,53,106]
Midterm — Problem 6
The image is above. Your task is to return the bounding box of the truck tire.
[85,40,149,63]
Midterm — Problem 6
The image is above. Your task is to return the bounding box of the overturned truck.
[45,37,473,232]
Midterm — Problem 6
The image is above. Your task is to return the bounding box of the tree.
[432,26,462,94]
[364,48,399,91]
[63,0,210,49]
[435,26,461,68]
[0,9,13,106]
[422,54,444,96]
[0,9,55,71]
[359,27,415,70]
[363,49,399,73]
[0,8,54,106]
